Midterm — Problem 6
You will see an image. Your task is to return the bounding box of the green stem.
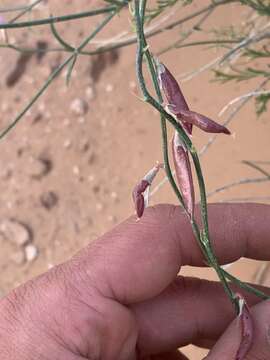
[0,5,124,29]
[9,0,43,23]
[134,0,237,310]
[222,268,270,300]
[137,3,184,208]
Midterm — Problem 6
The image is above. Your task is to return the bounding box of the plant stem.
[222,269,270,300]
[0,5,125,29]
[0,11,116,140]
[134,0,238,310]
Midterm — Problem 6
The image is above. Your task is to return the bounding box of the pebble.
[28,156,52,179]
[78,139,90,153]
[25,244,38,262]
[96,203,104,211]
[70,98,88,116]
[0,219,31,246]
[110,192,118,201]
[85,86,95,100]
[63,139,72,149]
[73,166,80,175]
[105,84,114,92]
[40,191,58,210]
[78,116,85,124]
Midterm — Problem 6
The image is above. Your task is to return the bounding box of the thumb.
[206,300,270,359]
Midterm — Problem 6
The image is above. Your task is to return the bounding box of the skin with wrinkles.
[0,204,270,359]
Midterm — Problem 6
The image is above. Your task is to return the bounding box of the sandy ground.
[0,0,269,358]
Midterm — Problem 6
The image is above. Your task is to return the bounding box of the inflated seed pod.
[133,163,163,219]
[178,109,231,135]
[156,60,192,135]
[172,132,194,217]
[235,293,254,360]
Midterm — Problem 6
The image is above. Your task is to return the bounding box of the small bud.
[172,132,195,217]
[178,109,231,135]
[235,293,254,360]
[133,163,163,219]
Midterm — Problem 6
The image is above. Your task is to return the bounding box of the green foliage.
[214,66,270,83]
[256,93,270,115]
[239,0,270,15]
[243,46,270,59]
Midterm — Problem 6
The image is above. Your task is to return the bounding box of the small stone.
[0,219,31,246]
[40,191,58,210]
[78,116,85,124]
[63,139,72,148]
[78,139,90,153]
[88,174,95,182]
[110,192,118,200]
[32,112,43,124]
[85,86,95,100]
[73,166,80,175]
[96,203,104,211]
[70,98,88,116]
[28,156,52,179]
[10,250,26,265]
[105,84,113,92]
[25,244,38,262]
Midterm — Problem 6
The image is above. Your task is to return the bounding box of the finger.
[206,299,270,359]
[133,276,268,355]
[70,203,270,303]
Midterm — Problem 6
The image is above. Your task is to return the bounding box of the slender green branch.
[134,0,238,310]
[0,11,116,140]
[50,20,75,51]
[9,0,43,23]
[0,5,123,29]
[222,269,270,300]
[137,2,184,208]
[90,0,237,55]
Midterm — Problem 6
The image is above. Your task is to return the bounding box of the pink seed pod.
[156,60,192,135]
[235,293,254,360]
[133,163,163,219]
[178,109,231,135]
[172,132,194,217]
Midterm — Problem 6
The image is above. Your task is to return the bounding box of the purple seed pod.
[156,60,193,135]
[133,164,163,219]
[235,293,254,360]
[172,132,194,217]
[178,109,231,135]
[133,179,149,219]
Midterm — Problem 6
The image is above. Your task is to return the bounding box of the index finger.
[71,203,270,304]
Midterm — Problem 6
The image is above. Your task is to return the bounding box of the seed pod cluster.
[156,61,231,216]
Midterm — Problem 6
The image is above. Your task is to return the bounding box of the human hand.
[0,203,270,360]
